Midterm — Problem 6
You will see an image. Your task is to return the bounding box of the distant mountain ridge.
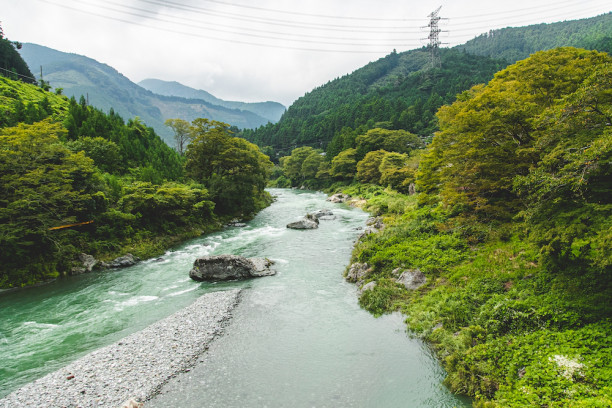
[18,43,282,144]
[138,78,285,123]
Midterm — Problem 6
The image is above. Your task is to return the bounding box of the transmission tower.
[423,6,447,69]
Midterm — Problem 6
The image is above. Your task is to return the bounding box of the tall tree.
[165,118,192,155]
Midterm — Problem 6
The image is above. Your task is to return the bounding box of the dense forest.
[241,49,505,158]
[456,12,612,62]
[271,47,611,407]
[0,29,272,288]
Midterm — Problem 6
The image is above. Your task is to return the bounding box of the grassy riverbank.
[340,184,611,407]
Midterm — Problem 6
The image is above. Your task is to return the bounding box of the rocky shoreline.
[0,289,242,408]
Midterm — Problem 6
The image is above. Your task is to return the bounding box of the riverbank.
[338,184,612,407]
[0,289,241,407]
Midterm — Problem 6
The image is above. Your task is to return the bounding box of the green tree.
[301,151,325,180]
[186,118,272,215]
[330,148,358,180]
[379,152,416,193]
[355,128,422,160]
[66,136,123,174]
[0,120,103,286]
[165,118,192,155]
[282,146,317,184]
[418,47,611,221]
[356,150,388,184]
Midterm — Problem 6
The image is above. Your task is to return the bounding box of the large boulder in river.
[189,255,276,282]
[286,213,319,229]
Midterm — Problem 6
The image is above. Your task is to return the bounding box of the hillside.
[242,12,612,158]
[18,44,275,144]
[138,78,285,123]
[241,48,505,156]
[455,12,612,62]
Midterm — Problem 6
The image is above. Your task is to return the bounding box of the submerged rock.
[312,209,335,220]
[286,213,319,229]
[189,254,276,282]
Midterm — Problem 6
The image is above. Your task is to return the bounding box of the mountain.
[455,12,612,62]
[138,78,285,123]
[242,12,612,157]
[241,48,506,156]
[18,43,276,144]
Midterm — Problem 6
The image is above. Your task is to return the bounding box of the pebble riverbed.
[0,289,242,408]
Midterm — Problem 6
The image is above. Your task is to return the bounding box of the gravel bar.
[0,289,242,408]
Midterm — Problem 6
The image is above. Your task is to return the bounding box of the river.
[0,189,470,407]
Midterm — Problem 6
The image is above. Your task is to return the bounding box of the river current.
[0,189,470,407]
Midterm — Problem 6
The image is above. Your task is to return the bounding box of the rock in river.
[286,213,319,229]
[189,254,276,282]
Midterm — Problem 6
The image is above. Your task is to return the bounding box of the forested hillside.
[456,12,612,62]
[0,44,272,288]
[242,48,505,157]
[18,44,275,144]
[243,13,612,160]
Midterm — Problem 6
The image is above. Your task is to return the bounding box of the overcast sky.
[2,0,610,106]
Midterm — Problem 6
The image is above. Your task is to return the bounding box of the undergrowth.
[343,184,612,407]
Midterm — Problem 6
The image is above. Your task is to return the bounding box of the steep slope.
[242,12,612,157]
[242,48,505,155]
[455,12,612,62]
[19,44,273,144]
[138,78,285,123]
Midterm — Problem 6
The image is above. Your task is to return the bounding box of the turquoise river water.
[0,189,470,407]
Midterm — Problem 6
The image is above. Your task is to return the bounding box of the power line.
[0,66,38,82]
[39,0,407,54]
[132,0,414,31]
[34,0,612,53]
[145,0,423,22]
[80,0,425,44]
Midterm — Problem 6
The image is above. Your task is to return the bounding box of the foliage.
[185,118,273,215]
[0,75,274,288]
[418,48,611,223]
[0,121,102,286]
[65,136,122,173]
[164,118,192,155]
[330,148,358,180]
[0,77,69,128]
[356,150,387,184]
[456,12,612,62]
[241,48,505,157]
[346,47,612,407]
[354,128,422,160]
[63,97,184,181]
